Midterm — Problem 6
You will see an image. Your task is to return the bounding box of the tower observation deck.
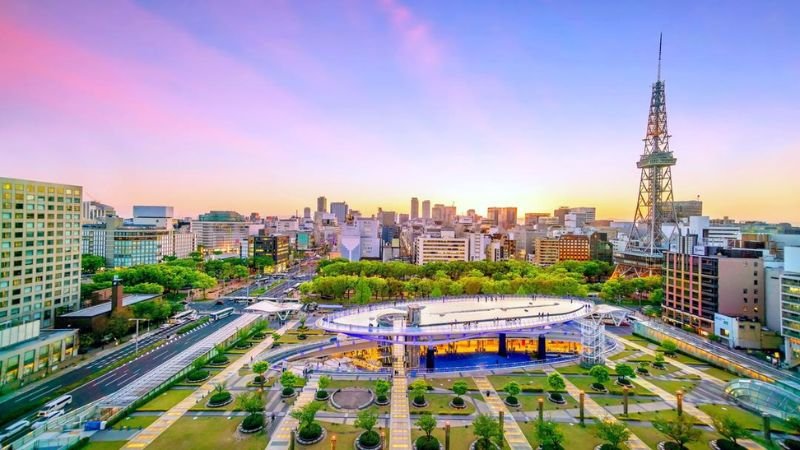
[614,34,680,278]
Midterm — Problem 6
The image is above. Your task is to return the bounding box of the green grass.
[409,393,475,415]
[553,363,591,375]
[304,422,390,450]
[147,416,266,450]
[190,391,268,411]
[411,424,506,450]
[564,375,656,397]
[667,352,706,365]
[519,422,604,450]
[609,350,640,361]
[627,424,720,450]
[592,395,661,407]
[487,374,547,391]
[645,378,699,394]
[137,389,193,411]
[326,379,380,390]
[420,377,479,391]
[84,441,128,450]
[500,392,577,411]
[699,366,740,382]
[112,414,159,429]
[697,404,796,434]
[318,400,390,415]
[617,409,700,424]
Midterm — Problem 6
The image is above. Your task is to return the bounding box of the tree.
[108,307,133,339]
[712,414,750,446]
[504,381,521,405]
[353,278,372,304]
[81,254,106,274]
[589,365,610,389]
[653,414,701,450]
[661,339,678,355]
[547,373,565,391]
[290,402,323,440]
[252,361,269,391]
[452,380,468,399]
[280,371,298,396]
[355,409,379,446]
[654,352,666,368]
[649,288,664,304]
[375,379,390,403]
[535,420,565,450]
[415,413,437,441]
[472,414,500,450]
[410,379,428,405]
[594,418,630,450]
[236,391,265,416]
[615,363,635,383]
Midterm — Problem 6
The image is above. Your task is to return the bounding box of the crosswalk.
[389,342,412,450]
[473,376,532,450]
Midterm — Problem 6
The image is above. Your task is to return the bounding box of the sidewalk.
[473,376,532,450]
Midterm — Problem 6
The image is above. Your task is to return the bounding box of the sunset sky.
[2,1,799,223]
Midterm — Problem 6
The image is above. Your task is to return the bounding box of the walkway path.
[546,367,650,450]
[613,335,726,387]
[122,319,297,450]
[265,373,320,450]
[473,376,532,450]
[389,341,412,450]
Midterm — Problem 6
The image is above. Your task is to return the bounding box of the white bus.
[1,419,30,439]
[38,395,72,417]
[170,310,195,324]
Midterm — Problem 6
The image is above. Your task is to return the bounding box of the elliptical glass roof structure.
[724,378,800,421]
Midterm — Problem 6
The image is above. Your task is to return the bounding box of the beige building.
[191,211,248,253]
[533,235,590,266]
[414,236,468,265]
[1,177,83,327]
[534,238,560,266]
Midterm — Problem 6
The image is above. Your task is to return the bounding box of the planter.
[547,393,566,404]
[503,396,521,408]
[375,395,390,406]
[449,398,467,409]
[591,383,608,393]
[315,390,330,401]
[637,368,649,375]
[281,387,297,399]
[657,442,687,450]
[595,445,623,450]
[709,440,747,450]
[780,439,800,450]
[469,440,501,450]
[355,431,383,450]
[295,425,326,446]
[615,379,633,388]
[238,414,264,434]
[186,370,211,383]
[411,398,429,408]
[206,393,233,408]
[413,436,443,450]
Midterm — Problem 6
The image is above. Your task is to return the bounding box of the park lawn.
[617,409,700,424]
[647,363,682,375]
[644,378,698,394]
[316,399,390,415]
[137,389,193,411]
[667,352,706,365]
[148,416,266,450]
[409,393,476,415]
[564,375,656,397]
[190,391,268,412]
[487,374,547,391]
[627,424,720,450]
[697,404,796,434]
[276,333,329,344]
[421,377,478,391]
[411,424,507,450]
[85,441,128,450]
[553,363,590,375]
[592,395,661,407]
[326,379,379,390]
[519,422,604,450]
[500,392,577,411]
[305,422,391,450]
[609,350,641,361]
[113,414,159,429]
[699,366,740,382]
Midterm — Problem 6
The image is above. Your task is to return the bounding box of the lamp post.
[676,390,683,417]
[128,318,149,355]
[538,397,544,422]
[331,435,337,450]
[623,386,629,416]
[445,421,451,450]
[579,391,585,426]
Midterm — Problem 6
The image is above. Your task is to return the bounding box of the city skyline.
[3,1,799,223]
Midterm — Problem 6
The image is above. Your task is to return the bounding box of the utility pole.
[129,318,149,355]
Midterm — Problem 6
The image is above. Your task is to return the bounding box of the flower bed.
[450,396,467,409]
[206,392,233,408]
[548,392,566,404]
[412,395,428,408]
[281,387,296,398]
[414,436,442,450]
[375,394,390,406]
[591,383,608,393]
[238,413,264,434]
[355,430,383,450]
[295,423,326,445]
[186,369,210,383]
[504,396,520,408]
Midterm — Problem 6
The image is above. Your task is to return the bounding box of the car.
[215,300,224,306]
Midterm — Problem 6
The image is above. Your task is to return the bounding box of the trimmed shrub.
[413,395,426,406]
[522,387,544,393]
[253,375,264,384]
[282,387,295,397]
[299,422,323,441]
[316,390,329,401]
[549,393,564,402]
[715,440,746,450]
[452,396,465,406]
[415,436,440,450]
[187,369,209,382]
[505,396,519,406]
[210,355,229,365]
[297,333,307,340]
[241,413,264,431]
[359,430,381,447]
[376,394,388,404]
[783,440,800,450]
[591,383,607,391]
[208,392,232,405]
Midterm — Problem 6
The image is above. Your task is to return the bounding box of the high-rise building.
[569,207,597,223]
[487,207,518,230]
[553,206,571,225]
[431,204,445,222]
[422,200,431,220]
[534,235,590,266]
[317,196,327,213]
[524,213,550,227]
[330,202,349,224]
[82,218,195,268]
[381,211,397,226]
[0,177,83,326]
[303,207,311,219]
[248,234,290,269]
[614,36,680,278]
[443,206,457,226]
[414,236,468,265]
[192,210,248,253]
[534,238,560,267]
[663,248,764,334]
[781,247,800,365]
[81,201,116,224]
[410,197,419,220]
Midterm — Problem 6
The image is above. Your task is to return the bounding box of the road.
[0,315,237,428]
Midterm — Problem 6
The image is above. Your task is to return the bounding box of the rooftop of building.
[59,294,160,318]
[0,328,76,357]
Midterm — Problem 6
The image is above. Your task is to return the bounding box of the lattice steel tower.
[614,34,680,278]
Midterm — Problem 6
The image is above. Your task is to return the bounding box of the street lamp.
[129,318,149,355]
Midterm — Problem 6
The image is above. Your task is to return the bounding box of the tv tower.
[614,34,680,278]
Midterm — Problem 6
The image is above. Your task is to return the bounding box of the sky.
[2,1,799,224]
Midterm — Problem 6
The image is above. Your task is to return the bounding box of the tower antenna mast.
[657,32,663,81]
